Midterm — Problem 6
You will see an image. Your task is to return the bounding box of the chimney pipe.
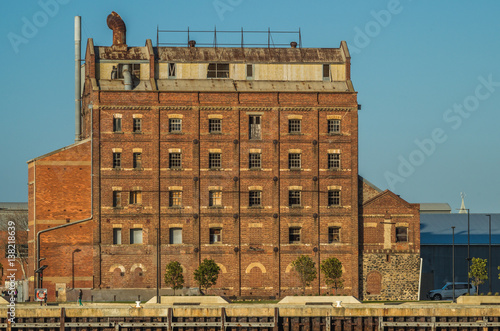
[107,12,127,47]
[75,16,81,142]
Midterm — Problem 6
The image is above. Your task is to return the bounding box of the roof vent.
[290,41,297,48]
[188,40,196,47]
[107,12,127,51]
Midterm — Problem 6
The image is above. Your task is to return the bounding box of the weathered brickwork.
[363,253,420,301]
[27,20,420,301]
[27,140,92,301]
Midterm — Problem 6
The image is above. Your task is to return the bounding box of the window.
[288,153,301,169]
[249,115,261,139]
[328,227,340,243]
[113,153,121,169]
[209,153,221,169]
[129,190,142,205]
[169,153,182,169]
[207,63,229,78]
[289,190,301,207]
[118,63,140,79]
[210,228,222,244]
[396,227,408,242]
[328,190,340,206]
[328,119,340,134]
[4,244,28,258]
[113,228,122,245]
[113,191,121,207]
[246,64,254,79]
[170,228,182,244]
[169,118,182,133]
[209,119,222,133]
[328,153,340,170]
[169,191,182,207]
[288,119,301,133]
[168,63,176,78]
[133,118,142,133]
[133,153,142,169]
[323,64,330,81]
[249,153,261,169]
[209,190,222,207]
[289,227,301,244]
[113,117,122,132]
[249,190,261,207]
[130,228,143,244]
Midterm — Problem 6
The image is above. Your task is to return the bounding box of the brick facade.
[27,18,420,301]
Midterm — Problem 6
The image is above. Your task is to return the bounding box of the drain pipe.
[36,107,94,285]
[123,64,132,90]
[75,16,81,142]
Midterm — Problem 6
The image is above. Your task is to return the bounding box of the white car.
[427,282,477,300]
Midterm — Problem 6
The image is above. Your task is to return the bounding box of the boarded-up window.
[130,229,143,244]
[249,267,263,288]
[366,271,382,295]
[249,115,261,140]
[170,228,182,245]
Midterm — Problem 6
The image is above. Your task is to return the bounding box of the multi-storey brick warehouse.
[27,13,420,301]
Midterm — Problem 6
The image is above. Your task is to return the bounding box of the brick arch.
[109,264,125,273]
[130,263,146,273]
[216,263,227,274]
[245,262,267,274]
[366,271,382,295]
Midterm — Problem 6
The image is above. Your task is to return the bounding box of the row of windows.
[112,190,342,208]
[111,63,333,81]
[113,117,142,133]
[112,116,341,137]
[111,226,409,246]
[112,152,342,170]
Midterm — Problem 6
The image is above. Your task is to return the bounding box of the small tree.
[469,257,488,294]
[164,261,184,296]
[292,255,317,295]
[194,259,220,294]
[320,257,344,295]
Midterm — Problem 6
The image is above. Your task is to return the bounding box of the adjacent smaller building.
[420,213,500,298]
[0,202,29,300]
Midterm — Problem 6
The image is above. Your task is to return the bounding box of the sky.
[1,0,499,213]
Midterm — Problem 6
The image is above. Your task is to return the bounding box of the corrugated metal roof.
[420,213,500,245]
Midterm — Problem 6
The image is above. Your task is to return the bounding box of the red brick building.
[27,13,420,301]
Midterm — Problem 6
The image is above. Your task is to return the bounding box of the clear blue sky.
[1,0,499,212]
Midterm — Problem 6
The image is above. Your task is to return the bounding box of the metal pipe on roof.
[75,16,81,142]
[107,12,126,46]
[123,64,132,90]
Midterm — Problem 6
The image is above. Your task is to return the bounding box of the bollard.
[336,301,342,307]
[135,301,141,308]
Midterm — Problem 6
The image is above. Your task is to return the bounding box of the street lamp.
[72,248,81,289]
[461,208,471,295]
[452,226,456,301]
[486,214,491,294]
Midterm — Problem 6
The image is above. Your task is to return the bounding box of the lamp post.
[466,209,471,295]
[72,248,81,289]
[486,214,491,294]
[452,226,456,301]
